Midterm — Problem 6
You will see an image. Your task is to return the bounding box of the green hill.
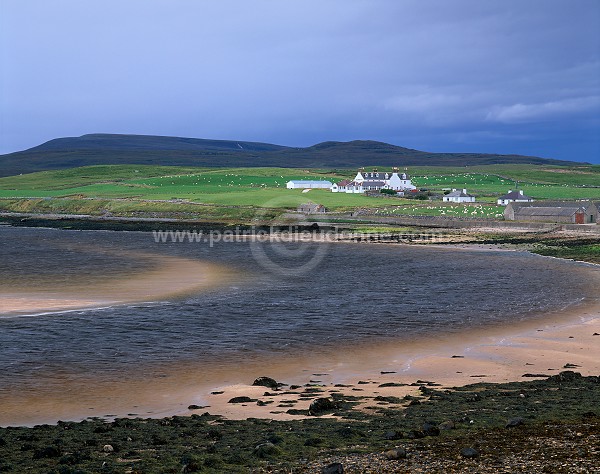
[0,133,581,177]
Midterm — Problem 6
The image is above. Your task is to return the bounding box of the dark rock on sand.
[460,447,479,458]
[187,404,204,410]
[384,447,407,460]
[322,462,344,474]
[522,373,550,378]
[408,399,421,406]
[505,417,525,428]
[548,370,582,383]
[253,377,279,390]
[309,397,337,415]
[563,363,581,369]
[378,382,406,387]
[228,396,256,404]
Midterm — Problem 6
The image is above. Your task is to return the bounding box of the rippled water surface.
[1,225,598,403]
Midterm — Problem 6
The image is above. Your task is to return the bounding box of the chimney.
[508,190,512,193]
[463,189,467,194]
[519,190,523,195]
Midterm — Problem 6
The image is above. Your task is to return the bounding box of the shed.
[297,203,327,214]
[504,201,598,224]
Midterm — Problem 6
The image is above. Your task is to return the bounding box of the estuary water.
[0,225,598,425]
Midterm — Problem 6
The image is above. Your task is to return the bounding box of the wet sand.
[1,300,598,427]
[197,302,600,421]
[0,253,233,316]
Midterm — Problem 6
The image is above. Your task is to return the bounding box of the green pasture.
[0,164,597,220]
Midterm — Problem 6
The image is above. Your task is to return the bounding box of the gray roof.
[498,190,534,200]
[361,180,386,186]
[515,207,580,217]
[510,200,596,210]
[446,190,474,197]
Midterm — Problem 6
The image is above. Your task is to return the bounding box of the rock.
[522,373,550,378]
[322,462,344,474]
[593,332,599,336]
[451,355,464,358]
[548,371,582,383]
[408,399,421,406]
[187,404,203,410]
[563,363,581,369]
[308,397,336,415]
[252,376,279,390]
[422,422,440,436]
[460,447,479,458]
[406,430,425,439]
[438,420,456,430]
[102,444,114,453]
[383,430,403,440]
[380,371,396,374]
[228,396,256,404]
[384,447,407,460]
[253,442,279,458]
[378,382,406,387]
[33,446,61,459]
[290,385,302,389]
[210,391,224,395]
[505,417,524,428]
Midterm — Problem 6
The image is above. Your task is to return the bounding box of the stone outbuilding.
[504,201,598,224]
[297,203,327,214]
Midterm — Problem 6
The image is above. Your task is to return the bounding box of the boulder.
[252,376,279,390]
[438,420,456,430]
[505,417,524,428]
[384,447,407,460]
[228,396,256,404]
[322,462,344,474]
[460,447,479,458]
[253,442,280,458]
[383,430,403,440]
[103,444,114,453]
[308,397,336,415]
[422,422,440,436]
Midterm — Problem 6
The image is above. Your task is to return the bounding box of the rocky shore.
[0,371,598,473]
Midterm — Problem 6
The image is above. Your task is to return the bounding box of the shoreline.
[188,299,600,422]
[1,298,598,427]
[0,223,598,427]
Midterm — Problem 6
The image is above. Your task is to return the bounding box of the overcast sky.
[1,0,599,162]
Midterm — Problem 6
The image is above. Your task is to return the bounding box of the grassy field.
[0,164,598,220]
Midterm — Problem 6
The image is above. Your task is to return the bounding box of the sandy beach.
[198,301,600,422]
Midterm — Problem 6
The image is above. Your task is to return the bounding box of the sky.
[1,0,599,163]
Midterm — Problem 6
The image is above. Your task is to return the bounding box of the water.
[0,225,598,423]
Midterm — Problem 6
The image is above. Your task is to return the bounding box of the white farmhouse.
[443,188,475,203]
[331,167,416,194]
[497,189,534,206]
[286,180,333,189]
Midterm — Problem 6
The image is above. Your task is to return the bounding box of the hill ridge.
[0,133,581,177]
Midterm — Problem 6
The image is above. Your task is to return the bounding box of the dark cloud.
[1,0,599,162]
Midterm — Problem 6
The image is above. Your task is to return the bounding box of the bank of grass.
[0,372,597,473]
[0,165,600,215]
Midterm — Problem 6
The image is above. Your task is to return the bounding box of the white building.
[497,189,534,206]
[443,188,475,203]
[286,180,333,189]
[331,168,416,194]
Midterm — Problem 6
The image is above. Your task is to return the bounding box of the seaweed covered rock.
[252,376,280,390]
[309,397,337,415]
